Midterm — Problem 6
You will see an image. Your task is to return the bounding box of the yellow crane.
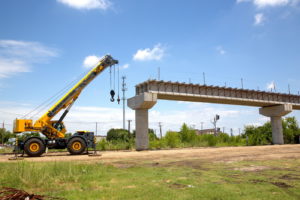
[13,55,118,156]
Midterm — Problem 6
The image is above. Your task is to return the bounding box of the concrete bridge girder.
[259,104,292,145]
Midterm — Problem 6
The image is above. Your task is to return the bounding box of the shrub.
[164,131,181,148]
[106,129,131,142]
[178,123,196,143]
[97,139,109,151]
[149,139,167,149]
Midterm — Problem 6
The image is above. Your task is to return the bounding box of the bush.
[178,123,196,143]
[164,131,181,148]
[149,129,159,141]
[283,117,300,143]
[0,128,14,144]
[106,129,131,142]
[206,134,217,146]
[97,139,109,151]
[96,139,134,151]
[149,139,167,149]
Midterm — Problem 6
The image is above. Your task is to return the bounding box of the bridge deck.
[135,80,300,110]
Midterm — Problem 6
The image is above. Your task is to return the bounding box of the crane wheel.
[67,137,86,155]
[24,138,45,157]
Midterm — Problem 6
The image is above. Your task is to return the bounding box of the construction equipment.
[13,55,118,157]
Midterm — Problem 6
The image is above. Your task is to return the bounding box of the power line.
[24,68,91,119]
[0,110,23,116]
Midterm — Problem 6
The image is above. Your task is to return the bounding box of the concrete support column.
[259,104,292,145]
[135,109,149,150]
[270,116,284,144]
[128,93,157,150]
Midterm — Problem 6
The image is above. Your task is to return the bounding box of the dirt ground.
[1,144,300,166]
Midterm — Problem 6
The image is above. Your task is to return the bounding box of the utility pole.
[230,128,233,137]
[241,78,244,89]
[239,128,241,136]
[122,76,127,129]
[288,84,291,94]
[95,122,98,136]
[203,72,206,85]
[158,122,163,139]
[222,127,225,133]
[127,120,132,134]
[211,115,220,136]
[200,122,204,130]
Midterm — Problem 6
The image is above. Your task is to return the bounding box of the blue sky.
[0,0,300,135]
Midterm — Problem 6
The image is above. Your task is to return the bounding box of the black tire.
[24,138,45,157]
[67,137,86,155]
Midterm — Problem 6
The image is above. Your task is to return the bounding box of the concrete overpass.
[128,80,300,150]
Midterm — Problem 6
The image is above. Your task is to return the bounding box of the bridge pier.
[259,104,292,144]
[128,93,157,150]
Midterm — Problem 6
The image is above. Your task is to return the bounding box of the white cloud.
[266,81,276,90]
[83,55,101,68]
[0,40,57,59]
[133,44,165,61]
[120,64,129,69]
[237,0,293,8]
[254,13,266,25]
[0,59,30,78]
[57,0,111,10]
[0,40,58,78]
[216,46,226,55]
[254,0,289,8]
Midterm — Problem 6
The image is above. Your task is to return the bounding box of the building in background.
[195,128,221,136]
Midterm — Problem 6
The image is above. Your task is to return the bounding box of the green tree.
[0,128,14,144]
[283,117,300,143]
[148,129,158,141]
[106,129,131,142]
[178,123,196,143]
[132,129,158,140]
[244,117,300,145]
[164,131,181,148]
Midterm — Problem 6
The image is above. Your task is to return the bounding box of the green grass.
[0,159,300,200]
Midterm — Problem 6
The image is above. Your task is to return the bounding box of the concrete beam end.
[259,104,292,117]
[127,93,157,110]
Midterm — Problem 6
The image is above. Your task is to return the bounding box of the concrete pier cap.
[128,93,157,151]
[259,104,293,145]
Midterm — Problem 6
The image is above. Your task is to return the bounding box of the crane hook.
[110,90,115,102]
[117,95,120,104]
